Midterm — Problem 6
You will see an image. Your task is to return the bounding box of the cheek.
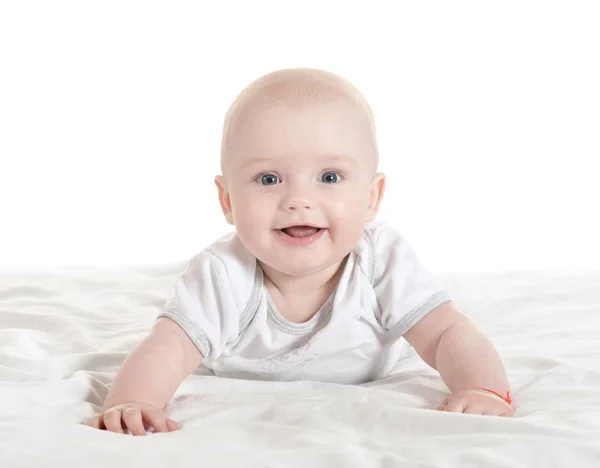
[325,187,372,240]
[230,191,274,228]
[327,186,371,216]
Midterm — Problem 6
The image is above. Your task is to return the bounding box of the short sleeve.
[157,235,257,360]
[368,223,451,336]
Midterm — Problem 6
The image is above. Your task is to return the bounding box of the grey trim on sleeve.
[157,308,211,357]
[388,291,452,337]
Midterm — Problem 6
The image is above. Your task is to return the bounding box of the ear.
[214,175,234,225]
[366,172,386,222]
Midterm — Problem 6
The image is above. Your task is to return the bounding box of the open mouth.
[280,226,323,238]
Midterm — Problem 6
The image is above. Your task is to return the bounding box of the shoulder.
[352,221,407,283]
[180,231,257,310]
[364,221,406,248]
[357,222,449,332]
[201,231,256,275]
[162,231,260,358]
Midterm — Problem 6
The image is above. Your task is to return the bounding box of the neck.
[260,257,347,297]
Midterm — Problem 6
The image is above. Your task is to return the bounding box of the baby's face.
[217,100,384,277]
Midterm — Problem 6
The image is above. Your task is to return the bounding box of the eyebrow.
[242,157,275,169]
[242,153,358,169]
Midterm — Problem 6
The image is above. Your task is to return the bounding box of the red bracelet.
[479,388,512,405]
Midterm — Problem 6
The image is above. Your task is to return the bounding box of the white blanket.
[1,266,599,467]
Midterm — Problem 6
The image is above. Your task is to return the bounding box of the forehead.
[227,101,375,171]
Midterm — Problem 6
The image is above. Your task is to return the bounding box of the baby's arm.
[88,317,202,434]
[403,302,513,416]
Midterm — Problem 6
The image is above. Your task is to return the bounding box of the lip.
[275,227,326,247]
[277,223,324,230]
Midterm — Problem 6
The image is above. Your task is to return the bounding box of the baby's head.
[215,68,385,277]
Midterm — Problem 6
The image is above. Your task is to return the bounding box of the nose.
[282,185,313,212]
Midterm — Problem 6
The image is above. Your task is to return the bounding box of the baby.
[88,68,513,435]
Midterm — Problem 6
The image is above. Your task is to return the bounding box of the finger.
[87,415,104,430]
[436,398,449,411]
[103,409,125,434]
[166,419,179,432]
[482,403,513,417]
[142,408,168,433]
[501,407,515,417]
[122,408,147,436]
[462,404,484,415]
[142,417,153,430]
[444,399,467,413]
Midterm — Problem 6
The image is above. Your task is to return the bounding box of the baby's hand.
[437,389,514,417]
[87,402,179,435]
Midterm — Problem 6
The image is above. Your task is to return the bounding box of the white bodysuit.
[158,222,451,384]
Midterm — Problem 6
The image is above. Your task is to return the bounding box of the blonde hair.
[220,68,378,173]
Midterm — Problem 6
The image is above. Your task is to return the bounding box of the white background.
[1,1,598,273]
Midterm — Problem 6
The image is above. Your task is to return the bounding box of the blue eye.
[321,171,341,183]
[259,174,281,185]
